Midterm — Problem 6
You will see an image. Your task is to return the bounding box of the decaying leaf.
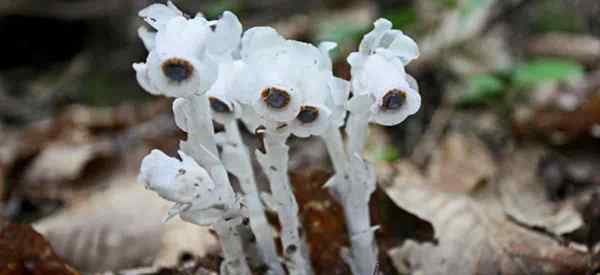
[24,140,112,185]
[499,146,583,235]
[33,163,217,273]
[385,161,591,275]
[514,89,600,144]
[427,132,496,193]
[0,223,80,275]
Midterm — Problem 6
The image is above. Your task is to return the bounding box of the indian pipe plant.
[134,2,420,275]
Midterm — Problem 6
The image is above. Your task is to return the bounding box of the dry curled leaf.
[499,146,583,235]
[33,162,217,273]
[427,132,496,193]
[384,162,590,275]
[0,223,80,275]
[24,140,113,185]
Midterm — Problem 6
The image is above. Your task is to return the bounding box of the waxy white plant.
[134,2,420,275]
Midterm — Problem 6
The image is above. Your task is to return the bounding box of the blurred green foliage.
[203,0,241,18]
[458,74,505,106]
[512,59,584,89]
[458,58,584,106]
[382,7,417,30]
[374,145,401,163]
[531,0,587,33]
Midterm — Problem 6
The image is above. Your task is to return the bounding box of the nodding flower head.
[238,27,337,124]
[207,61,244,124]
[135,7,243,98]
[134,15,219,98]
[349,51,420,126]
[288,69,335,137]
[138,150,216,204]
[347,18,421,126]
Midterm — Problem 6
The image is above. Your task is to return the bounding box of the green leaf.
[512,59,584,89]
[458,74,505,106]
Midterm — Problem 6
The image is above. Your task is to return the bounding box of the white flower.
[134,16,217,98]
[239,27,337,124]
[134,4,243,98]
[138,150,216,204]
[287,71,332,137]
[347,18,421,126]
[288,42,349,137]
[206,61,245,124]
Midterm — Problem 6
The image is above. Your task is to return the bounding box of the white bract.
[348,18,421,126]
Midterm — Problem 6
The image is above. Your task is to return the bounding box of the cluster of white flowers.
[134,2,420,275]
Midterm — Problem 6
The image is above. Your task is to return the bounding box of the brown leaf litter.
[379,131,594,275]
[0,223,80,275]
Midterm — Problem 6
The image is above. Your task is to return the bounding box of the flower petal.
[208,11,242,56]
[133,62,161,95]
[241,26,286,59]
[359,18,392,54]
[289,104,332,137]
[138,2,184,31]
[138,26,156,51]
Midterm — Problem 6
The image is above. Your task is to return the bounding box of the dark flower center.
[261,87,290,109]
[209,97,231,113]
[296,106,319,123]
[381,89,407,111]
[161,58,194,82]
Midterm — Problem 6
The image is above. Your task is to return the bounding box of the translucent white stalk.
[214,217,252,275]
[174,94,251,275]
[255,131,312,275]
[221,119,285,275]
[322,122,378,275]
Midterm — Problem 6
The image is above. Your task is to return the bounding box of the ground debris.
[385,162,591,275]
[0,223,80,275]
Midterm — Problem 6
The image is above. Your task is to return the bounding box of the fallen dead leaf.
[499,146,583,235]
[33,151,217,273]
[24,140,112,185]
[384,161,591,275]
[427,132,496,193]
[514,90,600,144]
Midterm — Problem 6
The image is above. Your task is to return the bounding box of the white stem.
[178,94,250,275]
[323,115,378,275]
[256,131,311,275]
[323,127,348,174]
[223,120,284,275]
[345,111,370,157]
[214,217,252,275]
